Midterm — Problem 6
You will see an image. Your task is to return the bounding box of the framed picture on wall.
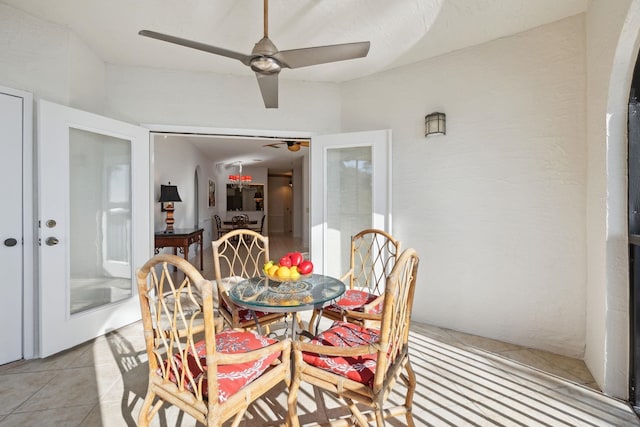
[209,179,215,207]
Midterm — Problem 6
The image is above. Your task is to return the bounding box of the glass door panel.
[325,147,372,278]
[310,129,391,277]
[69,128,132,314]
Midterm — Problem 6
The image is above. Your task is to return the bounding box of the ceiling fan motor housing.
[251,37,282,74]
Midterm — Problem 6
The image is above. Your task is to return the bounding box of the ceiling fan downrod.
[264,0,269,39]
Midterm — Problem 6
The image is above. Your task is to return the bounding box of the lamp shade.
[158,184,182,203]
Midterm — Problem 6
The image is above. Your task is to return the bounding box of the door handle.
[46,237,59,246]
[4,238,17,247]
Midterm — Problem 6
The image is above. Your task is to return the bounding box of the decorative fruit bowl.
[264,272,312,284]
[263,251,314,284]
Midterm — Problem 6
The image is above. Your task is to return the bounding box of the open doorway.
[151,130,310,257]
[267,171,293,235]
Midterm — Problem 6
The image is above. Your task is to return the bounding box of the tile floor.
[1,238,639,426]
[1,320,639,426]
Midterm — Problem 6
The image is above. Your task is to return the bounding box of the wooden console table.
[154,228,204,270]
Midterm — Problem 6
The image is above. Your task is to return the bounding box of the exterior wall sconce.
[425,112,446,137]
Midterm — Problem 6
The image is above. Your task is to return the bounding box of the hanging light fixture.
[228,162,252,191]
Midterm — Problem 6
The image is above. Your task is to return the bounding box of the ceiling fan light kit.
[288,142,301,152]
[263,140,310,151]
[139,0,370,109]
[251,56,281,74]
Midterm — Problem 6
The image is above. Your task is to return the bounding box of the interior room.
[3,0,640,425]
[152,133,309,249]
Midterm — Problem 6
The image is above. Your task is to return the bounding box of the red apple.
[290,252,303,267]
[298,260,313,275]
[279,255,292,268]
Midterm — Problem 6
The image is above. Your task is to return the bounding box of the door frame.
[310,129,393,276]
[145,123,313,238]
[0,85,35,360]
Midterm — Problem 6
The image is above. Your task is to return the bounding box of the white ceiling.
[156,133,309,172]
[3,0,587,82]
[4,0,588,169]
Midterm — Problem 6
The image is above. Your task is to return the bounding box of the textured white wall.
[342,16,588,357]
[68,33,107,114]
[154,137,217,242]
[585,0,636,398]
[0,4,70,105]
[105,65,341,133]
[0,4,106,113]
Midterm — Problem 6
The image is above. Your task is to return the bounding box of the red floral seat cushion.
[302,321,380,387]
[164,330,279,402]
[325,289,382,315]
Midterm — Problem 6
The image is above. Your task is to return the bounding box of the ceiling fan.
[263,140,310,152]
[139,0,370,109]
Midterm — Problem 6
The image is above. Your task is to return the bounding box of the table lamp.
[158,182,182,233]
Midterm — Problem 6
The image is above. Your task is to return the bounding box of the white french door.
[38,100,150,357]
[310,129,392,278]
[0,88,31,365]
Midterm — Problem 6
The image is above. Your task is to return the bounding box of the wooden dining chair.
[309,229,401,332]
[251,214,266,234]
[214,214,233,238]
[136,253,292,427]
[288,248,419,427]
[212,229,287,332]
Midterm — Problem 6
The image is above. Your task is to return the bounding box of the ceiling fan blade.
[255,72,278,108]
[263,143,282,148]
[299,141,310,147]
[274,41,370,69]
[139,30,253,66]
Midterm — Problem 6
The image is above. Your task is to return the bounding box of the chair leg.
[308,309,319,335]
[137,390,158,427]
[229,408,248,427]
[345,397,369,427]
[404,357,417,427]
[287,375,302,427]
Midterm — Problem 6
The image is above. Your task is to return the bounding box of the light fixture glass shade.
[250,56,281,74]
[425,112,446,136]
[228,163,252,191]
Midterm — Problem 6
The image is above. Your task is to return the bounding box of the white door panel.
[0,91,24,364]
[310,130,392,278]
[38,100,150,357]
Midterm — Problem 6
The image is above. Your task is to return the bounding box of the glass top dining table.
[228,274,346,314]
